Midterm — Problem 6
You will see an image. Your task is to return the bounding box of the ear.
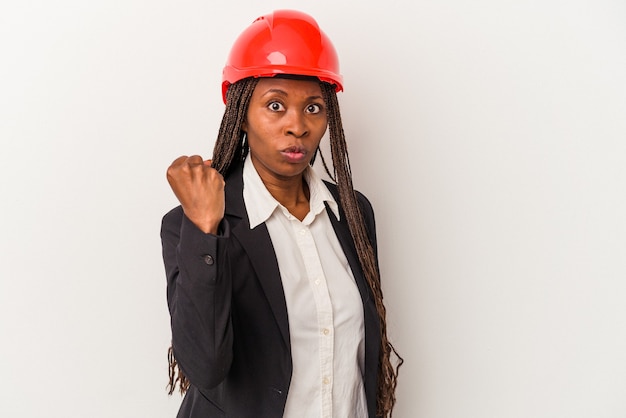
[242,120,248,133]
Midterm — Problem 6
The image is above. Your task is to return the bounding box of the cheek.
[246,128,274,156]
[315,123,328,142]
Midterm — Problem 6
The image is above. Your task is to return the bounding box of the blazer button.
[203,255,214,265]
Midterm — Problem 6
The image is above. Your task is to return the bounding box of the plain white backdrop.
[1,0,625,417]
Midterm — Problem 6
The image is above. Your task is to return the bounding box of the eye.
[306,104,322,114]
[267,101,285,112]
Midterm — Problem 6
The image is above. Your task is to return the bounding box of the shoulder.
[323,181,379,254]
[322,181,375,218]
[355,189,375,219]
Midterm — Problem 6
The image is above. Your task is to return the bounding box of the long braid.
[320,82,403,417]
[166,77,259,396]
[211,77,259,175]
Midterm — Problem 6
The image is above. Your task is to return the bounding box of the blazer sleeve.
[161,206,234,390]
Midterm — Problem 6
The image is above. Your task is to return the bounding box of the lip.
[280,146,308,163]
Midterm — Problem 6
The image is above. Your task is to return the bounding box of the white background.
[1,0,625,417]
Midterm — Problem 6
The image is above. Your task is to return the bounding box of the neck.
[266,176,311,221]
[251,160,311,221]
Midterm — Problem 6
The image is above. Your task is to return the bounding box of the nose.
[284,110,308,138]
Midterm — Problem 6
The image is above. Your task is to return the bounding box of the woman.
[162,10,401,417]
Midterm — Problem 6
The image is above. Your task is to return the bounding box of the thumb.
[203,159,212,166]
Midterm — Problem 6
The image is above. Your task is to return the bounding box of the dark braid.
[320,82,403,417]
[166,77,259,396]
[211,77,260,175]
[167,77,403,417]
[166,346,188,395]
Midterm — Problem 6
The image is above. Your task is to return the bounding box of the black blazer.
[161,162,381,417]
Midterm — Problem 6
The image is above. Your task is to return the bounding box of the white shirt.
[243,157,367,418]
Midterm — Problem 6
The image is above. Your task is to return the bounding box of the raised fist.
[166,155,225,234]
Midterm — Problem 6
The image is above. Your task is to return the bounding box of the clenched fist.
[166,155,225,234]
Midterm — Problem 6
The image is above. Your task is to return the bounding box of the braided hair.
[168,76,403,417]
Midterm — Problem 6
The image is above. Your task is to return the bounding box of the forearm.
[162,208,233,389]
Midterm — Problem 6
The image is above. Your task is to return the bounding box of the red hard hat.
[222,10,343,104]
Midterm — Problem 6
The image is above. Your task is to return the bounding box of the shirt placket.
[293,221,334,418]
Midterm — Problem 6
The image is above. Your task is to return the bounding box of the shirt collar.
[242,156,340,229]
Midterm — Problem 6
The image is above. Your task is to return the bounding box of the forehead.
[253,77,323,98]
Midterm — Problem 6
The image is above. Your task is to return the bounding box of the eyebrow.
[260,88,323,101]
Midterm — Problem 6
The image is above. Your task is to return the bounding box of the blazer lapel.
[224,164,290,349]
[323,184,373,307]
[326,202,378,316]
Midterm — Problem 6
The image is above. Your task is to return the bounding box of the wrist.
[183,211,222,235]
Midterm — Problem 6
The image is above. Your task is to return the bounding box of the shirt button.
[299,229,306,235]
[322,328,330,335]
[203,255,214,265]
[314,279,320,285]
[322,377,330,385]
